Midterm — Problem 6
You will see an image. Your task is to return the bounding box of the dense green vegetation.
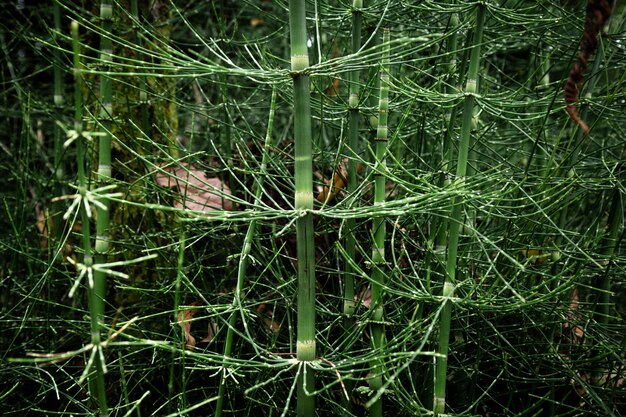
[1,1,625,416]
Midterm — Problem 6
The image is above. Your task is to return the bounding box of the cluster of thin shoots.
[1,1,624,416]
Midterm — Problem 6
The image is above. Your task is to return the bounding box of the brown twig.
[564,0,614,135]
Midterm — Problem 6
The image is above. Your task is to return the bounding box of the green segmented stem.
[344,0,363,318]
[288,0,316,415]
[52,2,64,242]
[435,3,486,415]
[93,2,114,414]
[72,20,107,415]
[130,0,149,136]
[95,0,113,256]
[368,27,390,417]
[214,87,278,417]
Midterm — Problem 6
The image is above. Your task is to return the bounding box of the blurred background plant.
[1,0,625,416]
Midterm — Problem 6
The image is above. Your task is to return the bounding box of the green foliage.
[1,1,625,416]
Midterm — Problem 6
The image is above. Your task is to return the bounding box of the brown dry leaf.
[356,286,371,308]
[324,78,341,98]
[177,301,217,349]
[563,286,584,342]
[192,83,204,106]
[155,162,233,211]
[316,159,362,204]
[35,205,78,262]
[177,301,202,350]
[36,205,51,250]
[200,320,217,344]
[262,317,280,335]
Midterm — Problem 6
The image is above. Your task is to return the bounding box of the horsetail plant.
[214,87,278,417]
[52,1,64,243]
[343,0,364,321]
[435,3,486,415]
[591,185,624,381]
[5,2,626,417]
[432,10,462,295]
[367,27,390,417]
[72,20,108,415]
[288,1,317,415]
[130,0,149,136]
[92,2,114,413]
[425,12,462,409]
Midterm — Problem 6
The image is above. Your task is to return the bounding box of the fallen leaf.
[177,301,217,349]
[316,159,362,204]
[356,286,371,308]
[155,162,233,211]
[36,205,51,250]
[35,204,78,262]
[324,78,341,98]
[563,286,584,342]
[177,301,202,350]
[200,320,217,344]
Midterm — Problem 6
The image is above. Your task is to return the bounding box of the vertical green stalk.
[594,190,623,324]
[424,12,462,409]
[171,228,187,412]
[432,10,463,293]
[130,0,149,136]
[90,2,114,415]
[368,27,390,417]
[367,29,381,133]
[71,21,87,264]
[214,87,278,417]
[213,2,233,194]
[591,187,623,381]
[52,1,64,242]
[340,4,364,411]
[288,1,316,416]
[434,4,486,415]
[343,0,363,320]
[95,3,113,260]
[72,20,107,415]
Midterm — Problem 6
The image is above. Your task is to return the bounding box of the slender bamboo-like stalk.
[591,187,623,381]
[72,20,108,415]
[71,21,87,261]
[342,2,363,410]
[90,2,114,414]
[171,228,187,412]
[94,2,113,240]
[368,27,390,417]
[214,87,278,417]
[432,11,463,295]
[52,2,64,243]
[424,12,461,409]
[130,0,149,136]
[594,188,623,324]
[71,22,87,266]
[288,1,316,415]
[434,4,486,415]
[343,0,363,321]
